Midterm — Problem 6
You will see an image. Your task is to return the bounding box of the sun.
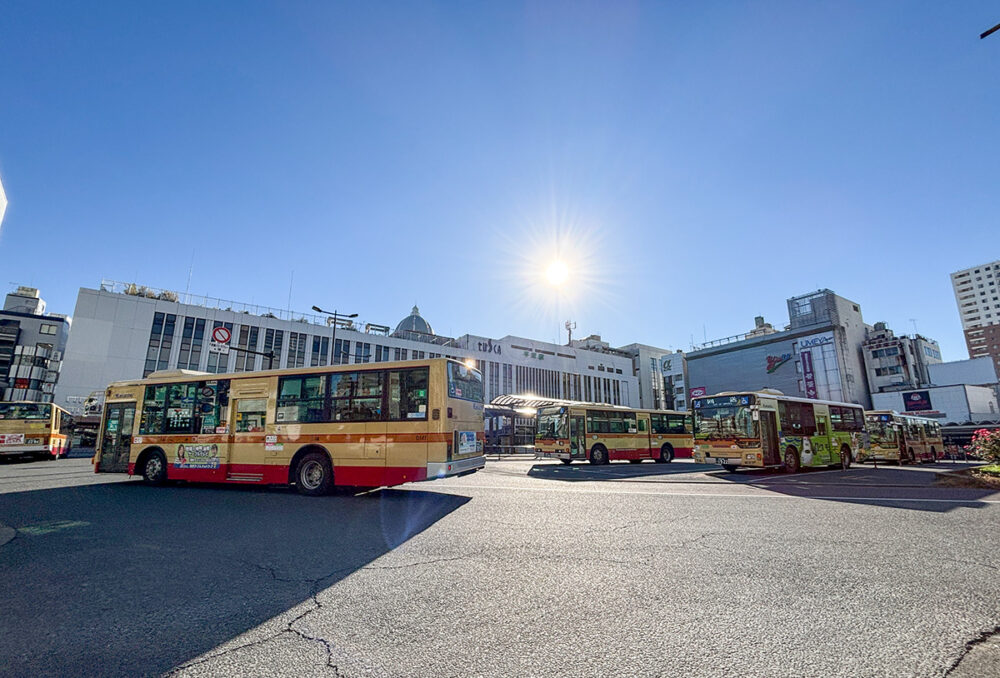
[545,260,569,287]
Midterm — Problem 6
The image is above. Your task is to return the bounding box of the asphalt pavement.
[1,456,998,677]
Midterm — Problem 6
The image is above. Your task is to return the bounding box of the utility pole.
[982,21,1000,39]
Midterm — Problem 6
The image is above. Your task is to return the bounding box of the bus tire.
[907,447,916,465]
[839,444,852,470]
[656,443,674,464]
[629,459,642,464]
[589,445,609,465]
[783,446,800,474]
[722,464,739,473]
[928,446,937,463]
[295,451,333,496]
[140,450,168,485]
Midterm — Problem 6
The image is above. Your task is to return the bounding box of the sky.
[0,2,997,360]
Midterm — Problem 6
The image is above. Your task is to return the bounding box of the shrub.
[970,429,1000,464]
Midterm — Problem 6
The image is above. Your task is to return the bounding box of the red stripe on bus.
[134,432,455,445]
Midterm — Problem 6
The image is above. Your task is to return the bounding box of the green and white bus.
[692,391,865,473]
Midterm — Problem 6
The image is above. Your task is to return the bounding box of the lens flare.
[546,260,568,286]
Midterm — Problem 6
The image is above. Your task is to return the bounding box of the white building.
[55,281,639,415]
[951,260,1000,370]
[861,322,942,394]
[0,287,71,403]
[928,357,998,388]
[616,343,688,410]
[871,384,999,424]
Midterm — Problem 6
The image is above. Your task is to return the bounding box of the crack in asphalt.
[168,552,483,676]
[945,624,1000,676]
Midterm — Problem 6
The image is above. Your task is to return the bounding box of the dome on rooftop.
[394,305,433,337]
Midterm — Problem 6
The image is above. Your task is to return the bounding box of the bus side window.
[638,418,647,432]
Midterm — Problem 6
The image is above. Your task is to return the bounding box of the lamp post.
[312,306,358,364]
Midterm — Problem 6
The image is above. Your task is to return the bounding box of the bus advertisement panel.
[692,392,863,473]
[0,402,73,460]
[535,403,693,465]
[860,411,943,464]
[94,359,485,495]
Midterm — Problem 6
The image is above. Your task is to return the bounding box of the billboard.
[902,390,932,412]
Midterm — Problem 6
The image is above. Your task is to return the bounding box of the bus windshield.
[447,362,484,403]
[536,407,567,440]
[0,403,52,420]
[694,402,757,439]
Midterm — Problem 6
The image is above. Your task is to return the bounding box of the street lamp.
[312,306,358,364]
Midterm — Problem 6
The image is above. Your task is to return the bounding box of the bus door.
[569,414,586,460]
[814,414,832,464]
[228,379,269,480]
[760,410,780,465]
[99,402,134,473]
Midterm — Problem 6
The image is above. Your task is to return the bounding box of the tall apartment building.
[951,260,1000,371]
[0,286,71,402]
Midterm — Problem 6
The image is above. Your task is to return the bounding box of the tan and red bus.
[94,358,485,494]
[0,401,73,461]
[535,403,694,465]
[860,410,944,464]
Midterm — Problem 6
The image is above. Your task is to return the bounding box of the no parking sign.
[209,326,231,355]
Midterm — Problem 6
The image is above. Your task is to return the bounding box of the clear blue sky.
[1,2,997,359]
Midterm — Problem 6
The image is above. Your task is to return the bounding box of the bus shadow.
[710,464,999,513]
[0,482,469,677]
[527,460,717,483]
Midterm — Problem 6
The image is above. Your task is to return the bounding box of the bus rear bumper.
[0,445,49,456]
[427,455,486,479]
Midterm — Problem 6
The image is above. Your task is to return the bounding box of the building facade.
[686,289,872,407]
[951,260,1000,371]
[861,322,942,394]
[616,343,688,411]
[871,385,998,424]
[0,286,71,403]
[55,281,639,415]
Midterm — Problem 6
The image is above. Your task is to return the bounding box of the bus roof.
[106,357,473,389]
[865,409,941,423]
[694,391,864,410]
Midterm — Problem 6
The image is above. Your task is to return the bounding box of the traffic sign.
[209,326,231,355]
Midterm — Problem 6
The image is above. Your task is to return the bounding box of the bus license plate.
[713,457,733,464]
[0,434,24,445]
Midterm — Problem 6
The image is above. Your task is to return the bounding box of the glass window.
[330,371,383,422]
[447,362,484,403]
[638,418,647,432]
[140,385,167,434]
[389,368,428,420]
[586,411,609,434]
[196,380,229,433]
[235,398,267,433]
[0,402,52,420]
[165,382,197,433]
[276,374,327,423]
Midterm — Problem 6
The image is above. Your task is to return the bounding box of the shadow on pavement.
[527,459,717,483]
[0,482,469,677]
[709,463,999,513]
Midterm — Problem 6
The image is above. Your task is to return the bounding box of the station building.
[55,281,639,415]
[685,289,873,408]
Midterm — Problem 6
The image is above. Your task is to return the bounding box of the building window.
[235,325,260,372]
[334,338,351,365]
[177,317,207,370]
[39,324,58,335]
[311,336,330,367]
[285,332,308,369]
[263,329,284,369]
[144,312,178,377]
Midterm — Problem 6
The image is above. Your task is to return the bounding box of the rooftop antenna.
[565,320,576,345]
[184,249,194,301]
[286,270,294,317]
[909,318,918,334]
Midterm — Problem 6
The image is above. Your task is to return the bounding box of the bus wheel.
[840,444,852,470]
[589,445,609,465]
[295,452,333,496]
[783,447,800,474]
[560,459,573,465]
[656,443,674,464]
[722,465,739,473]
[928,447,937,463]
[629,459,642,464]
[141,451,167,485]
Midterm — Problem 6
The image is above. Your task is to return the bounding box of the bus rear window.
[447,363,483,403]
[0,403,51,420]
